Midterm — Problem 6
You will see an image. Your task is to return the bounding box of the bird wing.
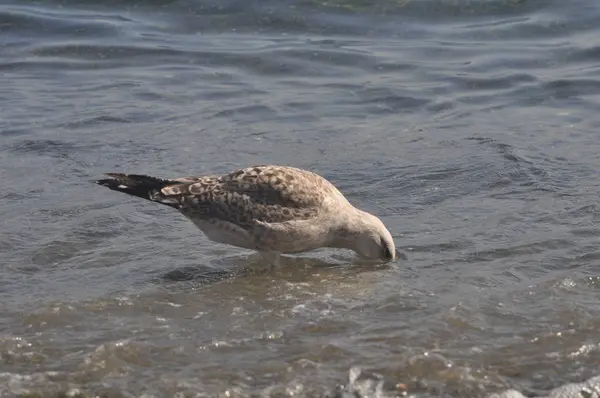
[157,165,333,226]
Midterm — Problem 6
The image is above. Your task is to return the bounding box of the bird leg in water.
[261,251,282,268]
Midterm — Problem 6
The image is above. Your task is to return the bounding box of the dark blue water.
[1,0,600,396]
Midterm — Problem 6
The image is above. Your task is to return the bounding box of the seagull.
[96,165,396,266]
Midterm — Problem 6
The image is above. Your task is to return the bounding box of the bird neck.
[327,208,368,250]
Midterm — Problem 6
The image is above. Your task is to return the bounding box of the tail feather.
[96,173,182,209]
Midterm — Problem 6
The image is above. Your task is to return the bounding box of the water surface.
[1,0,600,396]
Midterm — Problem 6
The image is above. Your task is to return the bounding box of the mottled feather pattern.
[155,166,342,226]
[96,164,396,261]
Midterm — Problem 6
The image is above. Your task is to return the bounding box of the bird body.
[96,165,396,264]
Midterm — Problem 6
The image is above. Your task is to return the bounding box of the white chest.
[188,218,255,250]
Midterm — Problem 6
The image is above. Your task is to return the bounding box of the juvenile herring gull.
[96,165,396,266]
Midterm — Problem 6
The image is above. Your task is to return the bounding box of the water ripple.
[1,0,600,397]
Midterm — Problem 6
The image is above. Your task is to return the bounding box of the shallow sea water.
[1,0,600,396]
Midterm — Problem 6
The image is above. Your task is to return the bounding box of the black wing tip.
[93,173,161,184]
[94,173,123,187]
[92,173,181,209]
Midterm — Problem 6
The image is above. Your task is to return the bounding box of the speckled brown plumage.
[96,165,396,263]
[161,166,340,221]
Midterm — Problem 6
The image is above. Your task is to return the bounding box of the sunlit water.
[1,0,600,396]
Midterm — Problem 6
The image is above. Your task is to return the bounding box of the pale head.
[346,210,396,262]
